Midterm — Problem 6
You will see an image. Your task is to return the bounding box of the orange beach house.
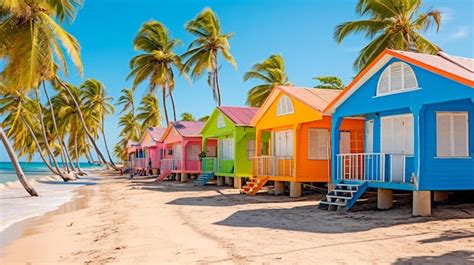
[246,86,365,197]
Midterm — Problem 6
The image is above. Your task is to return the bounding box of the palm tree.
[128,20,183,124]
[80,79,116,167]
[136,94,161,130]
[182,8,236,106]
[117,88,140,137]
[198,115,210,122]
[243,54,290,107]
[118,112,142,142]
[313,76,345,90]
[335,0,442,70]
[180,112,195,121]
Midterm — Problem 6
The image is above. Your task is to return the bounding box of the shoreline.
[1,171,473,264]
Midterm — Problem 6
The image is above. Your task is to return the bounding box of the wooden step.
[327,195,352,200]
[333,189,357,193]
[319,200,347,207]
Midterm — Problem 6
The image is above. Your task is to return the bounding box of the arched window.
[277,95,294,116]
[377,62,418,95]
[217,113,225,128]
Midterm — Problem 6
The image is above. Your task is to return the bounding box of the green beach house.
[200,106,259,188]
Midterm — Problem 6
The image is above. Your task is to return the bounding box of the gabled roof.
[147,127,166,142]
[170,121,205,137]
[139,127,166,147]
[325,49,474,114]
[217,106,259,126]
[250,85,342,125]
[126,140,140,152]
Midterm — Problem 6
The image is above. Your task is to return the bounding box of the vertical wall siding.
[421,100,474,190]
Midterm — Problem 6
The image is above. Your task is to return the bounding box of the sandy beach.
[1,169,473,264]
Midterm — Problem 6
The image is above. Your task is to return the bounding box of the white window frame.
[276,95,294,116]
[217,113,225,128]
[436,112,469,158]
[308,128,330,160]
[376,62,419,96]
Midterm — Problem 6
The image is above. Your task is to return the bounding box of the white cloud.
[450,26,470,40]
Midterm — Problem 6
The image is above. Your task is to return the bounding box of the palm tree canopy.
[118,112,141,141]
[80,78,115,120]
[182,8,236,79]
[117,88,135,114]
[313,76,345,90]
[136,94,161,130]
[243,54,290,107]
[0,0,83,92]
[198,115,210,122]
[180,112,195,121]
[128,20,183,92]
[335,0,442,70]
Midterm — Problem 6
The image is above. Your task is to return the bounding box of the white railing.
[201,157,217,173]
[161,158,182,173]
[252,156,293,177]
[133,158,146,169]
[336,153,385,182]
[336,153,410,183]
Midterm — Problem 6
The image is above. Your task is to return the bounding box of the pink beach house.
[139,127,166,175]
[126,140,142,175]
[158,121,217,181]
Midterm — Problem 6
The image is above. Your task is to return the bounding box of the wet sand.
[1,170,473,264]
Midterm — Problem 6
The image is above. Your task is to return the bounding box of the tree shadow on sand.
[213,204,474,234]
[418,229,474,244]
[393,250,474,264]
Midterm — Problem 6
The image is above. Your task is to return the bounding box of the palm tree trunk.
[74,130,86,175]
[42,81,76,172]
[20,116,62,176]
[213,53,222,106]
[169,89,177,121]
[0,126,39,196]
[161,86,169,124]
[34,89,70,181]
[57,79,119,171]
[101,118,116,167]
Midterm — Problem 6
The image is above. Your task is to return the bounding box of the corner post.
[331,115,343,184]
[410,105,423,190]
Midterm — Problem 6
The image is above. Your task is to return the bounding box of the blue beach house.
[322,49,474,216]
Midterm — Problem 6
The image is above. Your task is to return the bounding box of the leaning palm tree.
[243,54,290,107]
[182,8,236,106]
[180,112,195,121]
[313,76,345,90]
[118,112,142,142]
[335,0,442,70]
[80,79,116,167]
[128,20,183,124]
[136,94,161,130]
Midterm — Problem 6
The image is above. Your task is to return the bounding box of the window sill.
[434,156,471,159]
[373,87,422,98]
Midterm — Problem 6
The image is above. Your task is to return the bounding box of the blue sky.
[1,0,473,162]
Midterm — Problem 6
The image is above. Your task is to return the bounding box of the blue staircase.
[193,172,215,186]
[319,182,368,211]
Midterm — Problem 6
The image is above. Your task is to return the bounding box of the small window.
[277,95,294,116]
[308,128,330,160]
[247,140,256,160]
[273,130,294,157]
[377,62,418,96]
[187,144,201,161]
[217,113,225,128]
[437,112,469,157]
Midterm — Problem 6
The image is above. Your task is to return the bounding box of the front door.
[381,114,414,182]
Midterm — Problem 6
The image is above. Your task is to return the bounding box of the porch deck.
[251,156,295,181]
[335,153,416,191]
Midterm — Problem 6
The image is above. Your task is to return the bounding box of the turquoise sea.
[0,162,101,184]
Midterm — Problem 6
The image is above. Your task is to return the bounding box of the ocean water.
[0,162,102,233]
[0,162,100,184]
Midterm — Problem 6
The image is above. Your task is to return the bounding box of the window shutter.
[390,62,403,91]
[318,129,329,159]
[403,64,418,89]
[378,70,390,94]
[366,120,374,153]
[308,129,318,159]
[437,114,451,157]
[404,116,414,155]
[339,131,351,154]
[453,114,468,157]
[247,140,256,160]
